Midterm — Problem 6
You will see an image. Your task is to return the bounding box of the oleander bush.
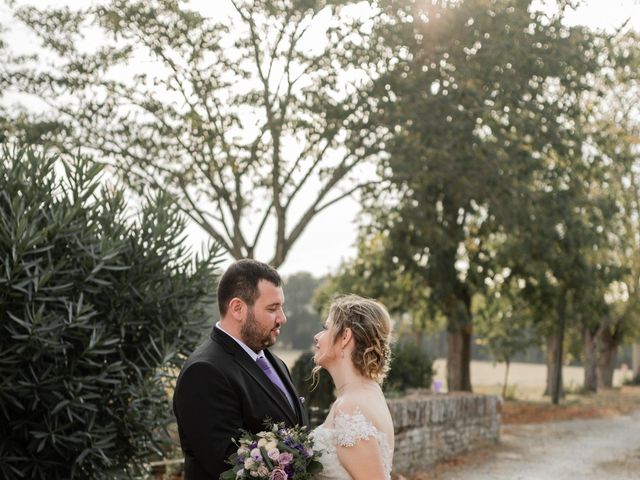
[0,147,221,479]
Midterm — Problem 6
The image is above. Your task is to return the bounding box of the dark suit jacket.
[173,326,310,480]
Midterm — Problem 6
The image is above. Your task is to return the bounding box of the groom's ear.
[228,297,246,321]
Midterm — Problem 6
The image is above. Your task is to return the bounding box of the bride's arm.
[336,437,387,480]
[332,402,388,480]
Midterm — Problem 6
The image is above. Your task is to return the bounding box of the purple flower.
[250,448,262,462]
[269,467,288,480]
[284,464,294,478]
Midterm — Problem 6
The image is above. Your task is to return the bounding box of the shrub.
[384,342,434,394]
[623,372,640,386]
[290,351,334,413]
[0,148,221,479]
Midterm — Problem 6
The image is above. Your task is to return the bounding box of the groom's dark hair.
[217,259,282,316]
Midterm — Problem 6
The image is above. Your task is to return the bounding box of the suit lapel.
[212,328,297,425]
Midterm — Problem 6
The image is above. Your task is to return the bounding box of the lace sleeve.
[333,408,379,447]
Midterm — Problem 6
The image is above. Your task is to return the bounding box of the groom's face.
[240,279,286,352]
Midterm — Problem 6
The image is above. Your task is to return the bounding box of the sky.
[3,0,639,277]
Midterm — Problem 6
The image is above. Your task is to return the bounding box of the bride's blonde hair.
[313,295,393,386]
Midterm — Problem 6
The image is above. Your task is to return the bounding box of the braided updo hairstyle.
[326,295,393,384]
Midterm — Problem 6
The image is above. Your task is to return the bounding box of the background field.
[276,349,634,400]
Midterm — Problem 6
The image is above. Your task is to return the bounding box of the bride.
[311,295,395,480]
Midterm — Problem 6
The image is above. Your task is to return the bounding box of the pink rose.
[269,467,288,480]
[277,452,294,466]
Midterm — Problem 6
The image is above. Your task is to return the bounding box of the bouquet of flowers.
[220,421,323,480]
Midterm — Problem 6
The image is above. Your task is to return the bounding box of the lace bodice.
[311,409,393,480]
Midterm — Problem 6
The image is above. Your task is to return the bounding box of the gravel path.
[434,410,640,479]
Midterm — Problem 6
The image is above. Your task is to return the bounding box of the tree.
[281,271,323,350]
[0,0,386,267]
[0,147,220,479]
[314,234,420,310]
[475,285,536,399]
[539,28,640,394]
[499,135,622,403]
[590,31,640,389]
[360,0,606,391]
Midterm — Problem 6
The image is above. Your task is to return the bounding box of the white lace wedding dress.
[311,408,393,480]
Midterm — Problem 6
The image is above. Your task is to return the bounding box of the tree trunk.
[551,310,565,405]
[544,334,564,399]
[446,328,472,391]
[582,327,599,393]
[632,342,640,378]
[445,293,472,392]
[547,297,568,404]
[413,329,424,347]
[502,360,511,399]
[597,327,619,389]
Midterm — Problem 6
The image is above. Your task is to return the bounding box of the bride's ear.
[341,328,353,348]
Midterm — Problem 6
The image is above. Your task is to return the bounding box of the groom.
[173,259,310,480]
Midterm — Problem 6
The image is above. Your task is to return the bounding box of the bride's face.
[313,316,339,367]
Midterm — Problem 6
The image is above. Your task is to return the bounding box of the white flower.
[244,458,254,470]
[267,448,280,461]
[257,438,268,448]
[265,440,278,451]
[236,469,245,478]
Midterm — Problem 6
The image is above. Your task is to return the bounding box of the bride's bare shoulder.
[335,390,385,419]
[336,389,394,436]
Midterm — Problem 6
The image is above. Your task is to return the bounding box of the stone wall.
[157,393,501,478]
[388,392,501,474]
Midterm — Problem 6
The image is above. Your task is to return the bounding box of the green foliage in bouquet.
[0,147,222,479]
[221,421,322,480]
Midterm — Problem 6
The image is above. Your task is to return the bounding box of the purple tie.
[256,356,294,409]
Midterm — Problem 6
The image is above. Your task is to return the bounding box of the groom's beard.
[241,308,279,352]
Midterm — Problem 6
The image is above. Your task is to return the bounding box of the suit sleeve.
[174,361,242,477]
